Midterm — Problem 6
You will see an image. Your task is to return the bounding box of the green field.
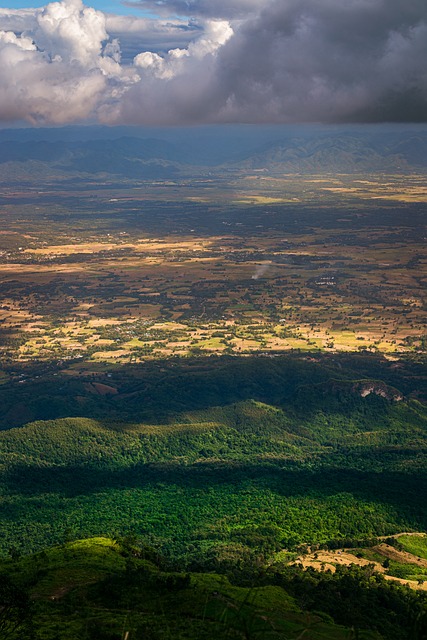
[399,535,427,560]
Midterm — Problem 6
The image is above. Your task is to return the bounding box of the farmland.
[0,172,425,373]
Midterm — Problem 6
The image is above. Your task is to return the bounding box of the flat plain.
[0,171,425,374]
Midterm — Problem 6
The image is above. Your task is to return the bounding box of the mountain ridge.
[0,129,426,180]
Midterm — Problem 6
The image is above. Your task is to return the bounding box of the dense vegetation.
[1,353,426,638]
[0,354,426,562]
[1,536,427,640]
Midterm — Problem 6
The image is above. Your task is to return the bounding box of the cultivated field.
[290,533,427,591]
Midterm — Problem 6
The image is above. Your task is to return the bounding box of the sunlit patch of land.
[288,534,427,592]
[24,238,211,256]
[322,176,427,202]
[233,195,297,204]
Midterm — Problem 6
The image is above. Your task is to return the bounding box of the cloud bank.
[0,0,426,125]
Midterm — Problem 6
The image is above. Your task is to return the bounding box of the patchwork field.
[0,172,425,372]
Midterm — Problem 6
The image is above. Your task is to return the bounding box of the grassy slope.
[399,535,427,560]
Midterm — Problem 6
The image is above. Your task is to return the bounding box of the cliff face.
[296,378,405,404]
[354,380,404,402]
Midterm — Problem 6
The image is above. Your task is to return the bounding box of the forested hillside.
[1,354,426,562]
[1,352,426,639]
[1,535,427,640]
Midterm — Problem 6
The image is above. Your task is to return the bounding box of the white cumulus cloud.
[133,19,232,79]
[33,0,107,66]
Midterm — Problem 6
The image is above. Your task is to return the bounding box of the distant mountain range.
[0,126,425,180]
[235,133,427,173]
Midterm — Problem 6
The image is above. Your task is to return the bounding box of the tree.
[0,575,33,639]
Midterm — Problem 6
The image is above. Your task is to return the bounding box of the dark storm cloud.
[0,0,426,125]
[208,0,427,123]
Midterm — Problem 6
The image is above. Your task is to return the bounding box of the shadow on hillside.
[1,352,424,429]
[4,461,427,529]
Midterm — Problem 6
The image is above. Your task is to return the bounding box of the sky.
[0,0,426,127]
[1,0,155,16]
